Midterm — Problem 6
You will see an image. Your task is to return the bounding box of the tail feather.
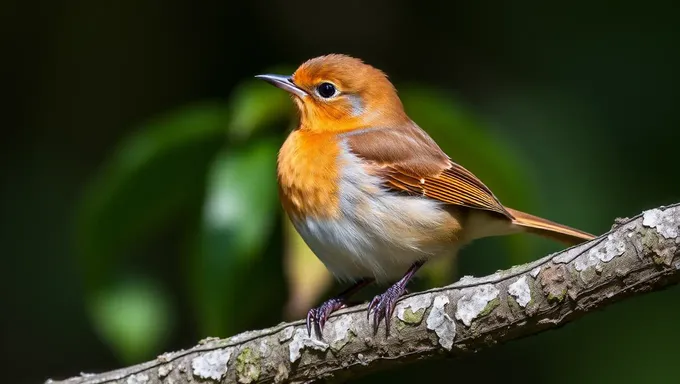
[505,207,596,246]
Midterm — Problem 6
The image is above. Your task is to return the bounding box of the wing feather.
[343,124,513,219]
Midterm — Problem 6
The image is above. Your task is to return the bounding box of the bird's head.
[256,54,408,133]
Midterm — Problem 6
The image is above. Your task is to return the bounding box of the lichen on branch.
[48,204,680,384]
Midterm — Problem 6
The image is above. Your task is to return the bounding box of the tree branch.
[48,204,680,384]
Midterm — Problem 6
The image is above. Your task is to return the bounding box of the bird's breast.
[277,130,464,281]
[277,130,343,220]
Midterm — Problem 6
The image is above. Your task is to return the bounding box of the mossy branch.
[48,204,680,384]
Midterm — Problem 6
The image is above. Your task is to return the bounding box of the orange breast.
[277,130,342,219]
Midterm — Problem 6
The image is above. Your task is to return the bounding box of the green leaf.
[89,276,174,363]
[190,139,280,336]
[75,102,230,287]
[399,84,539,265]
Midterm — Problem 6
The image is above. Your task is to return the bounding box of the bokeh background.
[4,1,679,383]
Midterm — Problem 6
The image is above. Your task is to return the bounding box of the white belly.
[290,147,458,283]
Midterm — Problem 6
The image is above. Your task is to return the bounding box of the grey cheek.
[348,95,364,117]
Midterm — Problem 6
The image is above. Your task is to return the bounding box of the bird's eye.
[316,82,337,98]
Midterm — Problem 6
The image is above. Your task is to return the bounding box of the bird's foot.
[305,278,375,338]
[367,282,407,335]
[306,297,346,337]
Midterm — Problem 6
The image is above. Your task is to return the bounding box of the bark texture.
[48,204,680,384]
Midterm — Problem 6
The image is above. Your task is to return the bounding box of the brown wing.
[343,124,513,219]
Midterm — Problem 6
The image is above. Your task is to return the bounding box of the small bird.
[256,54,595,337]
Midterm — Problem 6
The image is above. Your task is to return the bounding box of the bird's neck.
[294,98,410,134]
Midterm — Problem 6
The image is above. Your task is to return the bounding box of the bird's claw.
[367,283,407,335]
[306,298,345,337]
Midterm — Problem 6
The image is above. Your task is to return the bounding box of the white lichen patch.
[530,266,541,278]
[426,295,456,350]
[455,284,500,326]
[288,328,329,362]
[126,373,149,384]
[643,208,679,239]
[397,293,433,324]
[575,234,626,272]
[157,352,174,363]
[328,314,354,351]
[278,326,294,343]
[574,255,598,272]
[259,339,272,359]
[508,276,531,307]
[158,363,173,378]
[552,247,581,264]
[191,349,232,381]
[457,275,476,284]
[591,234,626,263]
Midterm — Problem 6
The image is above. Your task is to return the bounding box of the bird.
[255,54,595,337]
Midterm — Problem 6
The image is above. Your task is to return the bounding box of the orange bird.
[256,54,595,336]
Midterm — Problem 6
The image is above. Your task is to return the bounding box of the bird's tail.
[505,207,596,246]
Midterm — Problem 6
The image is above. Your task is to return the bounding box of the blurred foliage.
[90,275,173,363]
[191,139,279,336]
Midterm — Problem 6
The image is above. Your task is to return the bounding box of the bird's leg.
[367,260,425,335]
[307,278,374,337]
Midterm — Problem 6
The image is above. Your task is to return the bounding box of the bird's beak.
[254,74,308,98]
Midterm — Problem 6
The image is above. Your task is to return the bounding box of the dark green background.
[4,1,679,383]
